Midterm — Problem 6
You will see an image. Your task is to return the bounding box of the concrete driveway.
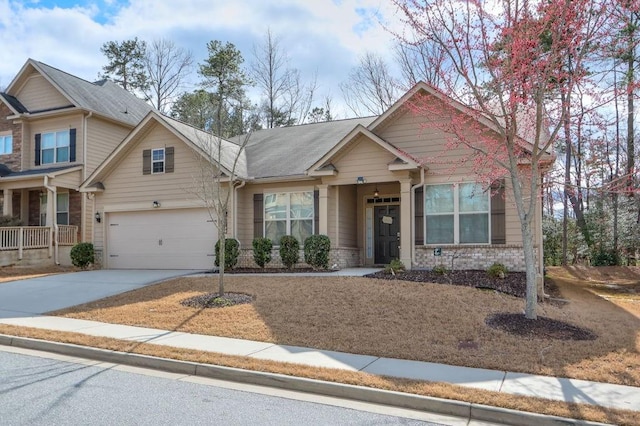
[0,270,198,319]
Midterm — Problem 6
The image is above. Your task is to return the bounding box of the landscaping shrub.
[70,242,95,269]
[0,215,22,227]
[304,234,331,270]
[487,262,508,279]
[215,238,239,270]
[384,258,405,275]
[252,237,273,268]
[432,264,449,275]
[279,235,299,269]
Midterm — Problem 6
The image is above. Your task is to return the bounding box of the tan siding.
[51,169,82,189]
[17,74,70,111]
[326,136,398,185]
[25,114,83,169]
[337,185,357,247]
[327,186,337,243]
[236,181,321,246]
[86,118,132,176]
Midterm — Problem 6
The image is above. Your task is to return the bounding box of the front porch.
[0,224,78,266]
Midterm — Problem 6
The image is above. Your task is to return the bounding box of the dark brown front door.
[374,205,400,264]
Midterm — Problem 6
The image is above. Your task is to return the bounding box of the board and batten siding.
[86,118,132,176]
[378,108,531,246]
[25,114,83,170]
[16,73,71,112]
[93,123,217,250]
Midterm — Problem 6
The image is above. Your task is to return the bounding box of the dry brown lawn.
[52,267,640,387]
[0,265,76,283]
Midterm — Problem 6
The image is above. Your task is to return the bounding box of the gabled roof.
[81,111,247,191]
[307,124,421,176]
[3,59,153,126]
[238,117,375,179]
[0,93,27,114]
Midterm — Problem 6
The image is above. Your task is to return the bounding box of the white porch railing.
[0,226,78,258]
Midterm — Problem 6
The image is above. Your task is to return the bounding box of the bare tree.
[340,52,399,116]
[143,39,193,113]
[395,37,449,89]
[251,29,316,127]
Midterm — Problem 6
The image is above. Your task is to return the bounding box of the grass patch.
[51,269,640,387]
[0,324,637,426]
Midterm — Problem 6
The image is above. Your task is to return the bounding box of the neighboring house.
[0,59,153,265]
[81,82,552,275]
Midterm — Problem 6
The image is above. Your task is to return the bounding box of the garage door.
[107,208,217,269]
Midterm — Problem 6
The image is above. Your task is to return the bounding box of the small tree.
[252,237,273,268]
[279,235,299,269]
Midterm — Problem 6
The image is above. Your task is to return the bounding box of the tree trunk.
[522,217,538,319]
[218,226,226,297]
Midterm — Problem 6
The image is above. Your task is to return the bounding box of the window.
[152,148,165,173]
[0,135,12,155]
[41,130,69,164]
[264,192,314,244]
[424,183,489,244]
[39,193,70,225]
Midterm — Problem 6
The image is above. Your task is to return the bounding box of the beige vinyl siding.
[337,185,357,247]
[327,136,398,185]
[236,181,321,246]
[50,169,82,189]
[327,185,337,243]
[17,74,70,112]
[25,114,83,168]
[86,118,132,176]
[83,197,93,242]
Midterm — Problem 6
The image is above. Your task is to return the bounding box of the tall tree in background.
[251,29,316,127]
[100,37,148,93]
[340,51,399,116]
[143,39,193,112]
[394,0,606,319]
[395,35,450,89]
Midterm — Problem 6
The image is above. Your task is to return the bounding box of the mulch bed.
[366,269,528,297]
[485,313,598,341]
[180,292,253,309]
[209,268,337,274]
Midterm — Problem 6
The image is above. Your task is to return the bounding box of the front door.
[374,205,400,264]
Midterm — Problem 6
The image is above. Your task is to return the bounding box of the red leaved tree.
[393,0,607,319]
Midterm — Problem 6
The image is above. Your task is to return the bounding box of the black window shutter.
[69,128,76,162]
[35,133,41,166]
[253,193,263,238]
[165,147,174,173]
[491,179,506,244]
[415,187,424,245]
[142,149,151,175]
[313,190,319,234]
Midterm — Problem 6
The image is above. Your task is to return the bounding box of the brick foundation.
[414,245,537,272]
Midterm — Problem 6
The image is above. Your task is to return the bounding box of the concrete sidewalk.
[1,314,638,414]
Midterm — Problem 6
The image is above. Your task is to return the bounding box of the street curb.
[0,335,609,426]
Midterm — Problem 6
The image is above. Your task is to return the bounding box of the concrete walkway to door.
[0,270,199,319]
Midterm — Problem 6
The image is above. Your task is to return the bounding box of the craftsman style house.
[0,59,153,265]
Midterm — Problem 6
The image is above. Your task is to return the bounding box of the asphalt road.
[0,348,447,426]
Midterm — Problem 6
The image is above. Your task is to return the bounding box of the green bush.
[304,234,331,270]
[383,258,405,275]
[487,262,508,278]
[0,215,22,227]
[279,235,299,269]
[215,238,239,270]
[591,247,620,266]
[70,242,95,269]
[432,264,449,275]
[252,237,273,268]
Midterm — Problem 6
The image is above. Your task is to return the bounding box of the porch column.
[317,184,329,235]
[399,179,412,269]
[2,189,12,216]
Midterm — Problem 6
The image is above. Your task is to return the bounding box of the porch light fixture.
[152,201,161,208]
[94,212,101,223]
[356,176,366,184]
[374,187,380,198]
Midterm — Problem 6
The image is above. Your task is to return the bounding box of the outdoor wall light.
[356,176,366,184]
[374,187,380,198]
[95,212,101,223]
[152,201,161,208]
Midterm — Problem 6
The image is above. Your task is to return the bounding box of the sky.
[0,0,403,118]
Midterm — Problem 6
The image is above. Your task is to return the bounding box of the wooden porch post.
[2,189,12,217]
[318,184,329,235]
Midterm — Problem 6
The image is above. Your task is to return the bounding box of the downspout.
[44,175,59,265]
[410,167,426,268]
[233,180,246,238]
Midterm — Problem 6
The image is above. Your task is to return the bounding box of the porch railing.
[0,225,78,256]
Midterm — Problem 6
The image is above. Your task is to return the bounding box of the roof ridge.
[32,59,99,88]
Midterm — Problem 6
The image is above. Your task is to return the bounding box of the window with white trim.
[41,130,69,164]
[424,183,490,244]
[39,193,70,225]
[264,192,314,244]
[0,134,12,155]
[152,148,165,173]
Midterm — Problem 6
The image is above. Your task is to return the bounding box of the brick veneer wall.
[28,190,40,226]
[414,245,537,272]
[0,103,22,172]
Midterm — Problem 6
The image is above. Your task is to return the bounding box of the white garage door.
[107,208,217,269]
